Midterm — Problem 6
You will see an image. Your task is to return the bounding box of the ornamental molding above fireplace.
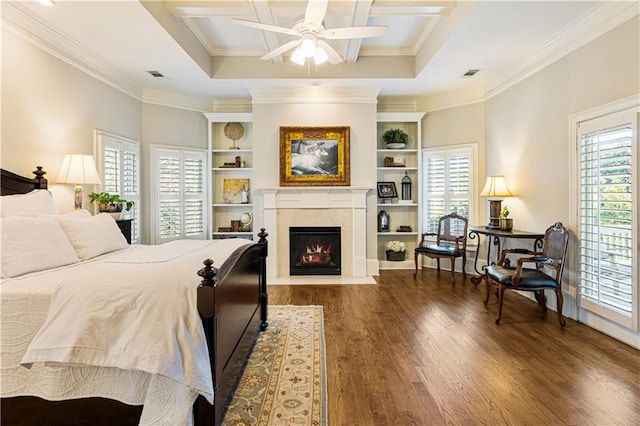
[257,187,375,284]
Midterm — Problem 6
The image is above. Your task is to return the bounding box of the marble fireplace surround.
[258,187,376,284]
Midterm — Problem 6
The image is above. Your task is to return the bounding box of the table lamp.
[480,174,512,229]
[56,154,102,210]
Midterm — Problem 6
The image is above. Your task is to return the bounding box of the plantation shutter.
[96,132,140,243]
[152,146,207,243]
[183,154,206,237]
[577,109,637,328]
[422,146,473,234]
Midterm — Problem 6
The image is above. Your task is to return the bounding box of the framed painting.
[279,126,350,186]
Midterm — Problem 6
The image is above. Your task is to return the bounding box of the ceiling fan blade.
[232,18,297,36]
[321,26,388,40]
[261,40,302,61]
[317,40,343,65]
[305,0,328,29]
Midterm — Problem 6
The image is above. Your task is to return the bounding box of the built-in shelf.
[204,112,254,240]
[376,112,425,270]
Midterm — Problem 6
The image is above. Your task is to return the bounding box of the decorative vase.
[500,218,513,231]
[386,250,406,261]
[378,210,389,232]
[99,203,124,220]
[386,142,406,149]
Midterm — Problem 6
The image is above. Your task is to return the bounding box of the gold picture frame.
[280,126,350,187]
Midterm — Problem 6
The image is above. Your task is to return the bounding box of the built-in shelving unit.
[204,113,254,240]
[376,112,425,269]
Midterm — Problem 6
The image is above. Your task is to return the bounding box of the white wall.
[251,100,378,266]
[1,29,142,213]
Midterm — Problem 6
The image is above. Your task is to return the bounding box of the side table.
[116,219,133,244]
[468,226,544,285]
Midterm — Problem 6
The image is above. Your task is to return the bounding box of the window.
[576,107,638,329]
[95,130,140,243]
[422,145,475,234]
[151,145,207,244]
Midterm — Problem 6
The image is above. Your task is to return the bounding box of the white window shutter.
[422,146,473,234]
[152,146,207,244]
[577,108,637,328]
[96,131,141,243]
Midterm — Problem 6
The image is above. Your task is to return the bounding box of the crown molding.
[248,86,381,104]
[379,89,485,114]
[376,97,418,112]
[181,17,216,56]
[212,98,254,113]
[415,88,485,113]
[142,89,212,112]
[2,1,143,101]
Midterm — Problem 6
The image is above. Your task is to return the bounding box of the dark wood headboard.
[1,167,48,195]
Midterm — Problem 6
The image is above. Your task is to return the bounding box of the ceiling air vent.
[463,69,480,77]
[147,70,165,78]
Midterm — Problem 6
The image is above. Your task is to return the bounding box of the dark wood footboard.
[195,229,269,426]
[0,168,269,426]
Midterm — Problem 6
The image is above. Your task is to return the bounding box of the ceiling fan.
[232,0,387,65]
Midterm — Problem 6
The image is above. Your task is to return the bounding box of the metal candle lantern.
[401,171,412,201]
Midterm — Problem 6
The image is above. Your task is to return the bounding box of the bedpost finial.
[197,258,219,287]
[258,228,268,242]
[33,166,46,178]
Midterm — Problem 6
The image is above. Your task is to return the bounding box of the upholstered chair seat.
[485,265,558,288]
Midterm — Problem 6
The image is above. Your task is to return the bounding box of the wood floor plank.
[269,269,640,426]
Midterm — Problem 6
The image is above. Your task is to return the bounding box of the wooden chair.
[414,213,468,285]
[484,222,570,326]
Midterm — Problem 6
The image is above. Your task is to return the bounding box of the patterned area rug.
[222,305,327,426]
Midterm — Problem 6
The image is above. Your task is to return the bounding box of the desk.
[468,226,544,285]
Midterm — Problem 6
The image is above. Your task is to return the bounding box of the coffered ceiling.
[2,1,637,110]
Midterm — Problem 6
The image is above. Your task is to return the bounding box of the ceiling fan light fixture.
[300,37,317,58]
[314,47,328,65]
[291,48,306,65]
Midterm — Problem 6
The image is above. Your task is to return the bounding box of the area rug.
[222,305,327,426]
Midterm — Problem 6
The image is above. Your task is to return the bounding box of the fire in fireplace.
[289,226,341,275]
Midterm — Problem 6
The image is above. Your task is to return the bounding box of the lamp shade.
[56,154,101,185]
[480,174,513,198]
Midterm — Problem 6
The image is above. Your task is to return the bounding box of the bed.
[0,166,269,426]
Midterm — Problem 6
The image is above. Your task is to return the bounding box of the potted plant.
[499,205,513,231]
[89,192,134,219]
[382,128,409,148]
[385,240,407,261]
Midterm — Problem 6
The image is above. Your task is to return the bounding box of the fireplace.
[289,226,341,276]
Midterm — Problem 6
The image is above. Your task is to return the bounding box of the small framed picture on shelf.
[223,178,250,204]
[377,181,397,201]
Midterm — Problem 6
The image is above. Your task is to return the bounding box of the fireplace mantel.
[257,187,375,284]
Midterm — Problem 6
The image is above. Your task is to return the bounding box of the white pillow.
[1,216,79,278]
[62,209,93,219]
[56,213,129,260]
[1,190,58,217]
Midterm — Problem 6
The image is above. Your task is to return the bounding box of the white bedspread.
[1,238,251,425]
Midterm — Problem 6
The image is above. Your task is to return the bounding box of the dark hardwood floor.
[268,269,639,426]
